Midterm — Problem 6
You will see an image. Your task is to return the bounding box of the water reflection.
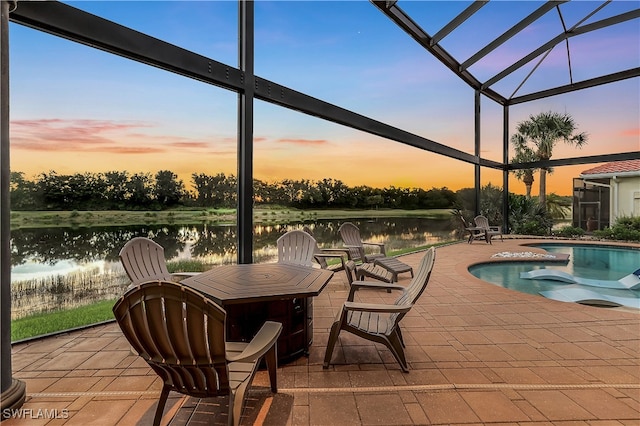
[11,217,454,268]
[10,217,455,319]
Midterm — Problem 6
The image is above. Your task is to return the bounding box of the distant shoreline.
[10,208,452,229]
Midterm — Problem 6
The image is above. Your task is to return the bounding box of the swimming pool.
[468,243,640,309]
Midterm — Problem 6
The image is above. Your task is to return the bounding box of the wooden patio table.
[181,263,333,363]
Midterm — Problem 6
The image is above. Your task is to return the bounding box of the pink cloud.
[10,118,155,153]
[619,128,639,137]
[9,118,230,155]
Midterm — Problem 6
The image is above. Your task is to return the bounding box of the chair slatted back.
[391,248,435,323]
[119,237,173,284]
[458,214,470,229]
[277,230,316,267]
[113,280,230,396]
[338,222,366,262]
[474,215,490,229]
[303,226,331,269]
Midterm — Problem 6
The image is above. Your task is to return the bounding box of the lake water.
[10,217,457,318]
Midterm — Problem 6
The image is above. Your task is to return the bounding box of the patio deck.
[7,239,640,425]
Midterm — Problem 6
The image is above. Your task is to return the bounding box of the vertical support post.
[237,0,254,264]
[474,90,481,216]
[502,105,510,233]
[1,0,26,412]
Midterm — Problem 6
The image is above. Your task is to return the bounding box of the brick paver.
[8,239,640,425]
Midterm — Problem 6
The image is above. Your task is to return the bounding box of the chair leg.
[264,344,278,393]
[396,325,405,348]
[323,321,342,369]
[229,380,250,426]
[153,384,171,426]
[385,332,409,373]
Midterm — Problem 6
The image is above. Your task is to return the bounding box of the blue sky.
[8,1,640,194]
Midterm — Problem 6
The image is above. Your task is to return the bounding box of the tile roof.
[580,159,640,176]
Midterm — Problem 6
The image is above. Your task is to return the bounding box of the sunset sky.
[8,1,640,196]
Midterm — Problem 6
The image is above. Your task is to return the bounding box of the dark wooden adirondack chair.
[323,247,435,372]
[112,280,282,426]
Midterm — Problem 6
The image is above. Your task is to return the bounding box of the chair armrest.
[348,281,405,301]
[362,242,386,255]
[350,281,405,292]
[314,253,347,270]
[314,253,346,260]
[171,272,201,280]
[362,241,385,248]
[343,301,412,314]
[319,248,350,255]
[343,244,362,249]
[226,321,282,363]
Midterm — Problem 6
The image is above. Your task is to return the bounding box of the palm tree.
[510,144,537,198]
[545,192,570,220]
[511,111,588,207]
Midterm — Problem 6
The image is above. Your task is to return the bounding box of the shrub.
[508,194,553,236]
[592,215,640,242]
[555,226,585,238]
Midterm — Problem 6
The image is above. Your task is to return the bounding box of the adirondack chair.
[474,215,503,243]
[302,225,350,271]
[119,237,201,286]
[276,229,317,267]
[323,247,435,372]
[338,222,413,281]
[338,222,386,263]
[458,213,487,244]
[113,280,282,426]
[302,226,393,285]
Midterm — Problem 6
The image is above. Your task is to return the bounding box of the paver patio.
[6,239,640,425]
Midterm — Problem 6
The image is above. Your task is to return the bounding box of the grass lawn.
[11,299,116,342]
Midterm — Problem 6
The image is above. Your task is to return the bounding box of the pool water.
[468,244,640,308]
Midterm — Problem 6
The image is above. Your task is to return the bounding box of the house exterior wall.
[574,172,640,230]
[614,176,640,219]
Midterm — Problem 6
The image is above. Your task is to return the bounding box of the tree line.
[10,170,460,211]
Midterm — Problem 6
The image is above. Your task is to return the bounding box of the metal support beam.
[509,68,640,104]
[474,90,481,216]
[430,1,488,46]
[461,1,567,71]
[371,0,506,105]
[484,8,640,90]
[502,106,510,234]
[253,77,481,166]
[9,1,245,92]
[1,0,26,411]
[509,151,640,171]
[238,0,254,264]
